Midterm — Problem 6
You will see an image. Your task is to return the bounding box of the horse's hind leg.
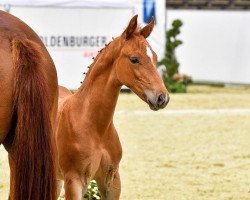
[7,153,15,200]
[96,171,121,200]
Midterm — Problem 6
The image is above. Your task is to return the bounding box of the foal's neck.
[73,39,122,131]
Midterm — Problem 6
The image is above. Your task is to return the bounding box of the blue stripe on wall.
[143,0,156,24]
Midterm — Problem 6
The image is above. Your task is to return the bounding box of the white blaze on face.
[146,46,154,64]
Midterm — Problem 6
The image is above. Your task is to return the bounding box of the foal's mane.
[79,39,114,87]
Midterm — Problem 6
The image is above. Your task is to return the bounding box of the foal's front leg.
[64,170,89,200]
[56,179,63,198]
[96,170,121,200]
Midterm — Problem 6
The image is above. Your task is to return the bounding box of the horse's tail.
[11,38,56,200]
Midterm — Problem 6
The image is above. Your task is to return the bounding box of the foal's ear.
[122,15,138,39]
[140,16,155,38]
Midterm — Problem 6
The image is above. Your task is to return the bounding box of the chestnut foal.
[56,15,169,200]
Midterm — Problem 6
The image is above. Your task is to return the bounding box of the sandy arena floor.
[1,85,250,199]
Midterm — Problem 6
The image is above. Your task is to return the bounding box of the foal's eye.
[130,57,139,64]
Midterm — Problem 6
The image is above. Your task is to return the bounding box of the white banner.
[0,0,166,89]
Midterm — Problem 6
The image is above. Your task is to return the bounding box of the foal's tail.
[11,39,56,200]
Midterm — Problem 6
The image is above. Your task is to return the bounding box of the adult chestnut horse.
[56,15,169,199]
[0,11,58,200]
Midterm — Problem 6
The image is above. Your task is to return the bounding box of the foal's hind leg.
[96,171,121,200]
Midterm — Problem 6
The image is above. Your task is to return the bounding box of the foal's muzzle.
[147,92,169,111]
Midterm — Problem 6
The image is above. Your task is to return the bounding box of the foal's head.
[115,15,169,111]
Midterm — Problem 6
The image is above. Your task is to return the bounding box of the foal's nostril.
[157,93,166,107]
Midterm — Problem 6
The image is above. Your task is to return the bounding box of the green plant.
[58,180,101,200]
[84,180,101,200]
[158,19,191,93]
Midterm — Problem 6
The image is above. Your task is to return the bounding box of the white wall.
[167,10,250,84]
